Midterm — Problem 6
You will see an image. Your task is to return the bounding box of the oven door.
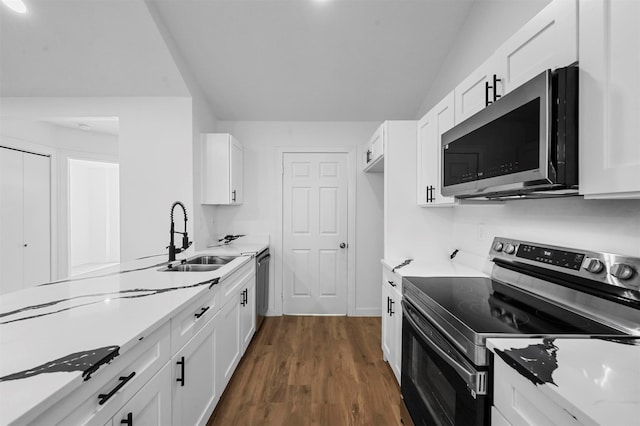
[401,299,489,426]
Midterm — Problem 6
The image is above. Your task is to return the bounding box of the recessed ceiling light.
[78,123,92,131]
[2,0,27,14]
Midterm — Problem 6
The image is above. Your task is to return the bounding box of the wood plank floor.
[207,316,403,426]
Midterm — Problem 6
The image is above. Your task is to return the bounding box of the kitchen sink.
[158,264,222,272]
[185,255,236,265]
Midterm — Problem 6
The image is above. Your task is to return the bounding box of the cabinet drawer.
[493,355,583,426]
[32,322,170,426]
[218,259,255,308]
[382,266,402,294]
[170,287,219,355]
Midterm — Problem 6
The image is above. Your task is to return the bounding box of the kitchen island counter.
[0,249,253,425]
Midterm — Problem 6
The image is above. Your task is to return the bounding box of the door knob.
[339,243,347,249]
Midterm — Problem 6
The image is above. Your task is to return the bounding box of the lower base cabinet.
[172,311,221,426]
[110,362,172,426]
[381,266,402,385]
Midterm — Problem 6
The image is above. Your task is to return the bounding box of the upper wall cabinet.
[201,134,244,205]
[579,0,640,199]
[363,123,384,172]
[417,92,457,207]
[454,0,577,125]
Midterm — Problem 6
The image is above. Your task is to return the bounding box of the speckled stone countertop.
[0,238,268,425]
[488,337,640,425]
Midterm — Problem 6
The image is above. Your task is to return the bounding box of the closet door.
[0,148,24,294]
[23,153,51,287]
[0,147,51,294]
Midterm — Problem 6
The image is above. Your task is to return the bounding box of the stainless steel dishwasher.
[255,248,270,331]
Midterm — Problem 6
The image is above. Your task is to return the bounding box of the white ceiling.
[1,0,476,121]
[0,0,189,97]
[41,116,119,136]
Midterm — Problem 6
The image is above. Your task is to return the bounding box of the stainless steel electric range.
[401,237,640,425]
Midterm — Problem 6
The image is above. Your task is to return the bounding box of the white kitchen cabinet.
[201,133,244,205]
[494,0,577,94]
[417,91,457,207]
[363,123,384,172]
[579,0,640,199]
[216,287,242,393]
[170,284,219,355]
[114,362,171,426]
[381,265,402,385]
[492,355,582,426]
[454,0,577,125]
[172,311,220,426]
[0,147,51,295]
[240,279,256,353]
[454,55,502,124]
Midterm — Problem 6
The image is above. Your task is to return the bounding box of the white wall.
[145,1,220,251]
[383,121,455,261]
[214,121,382,316]
[0,97,193,267]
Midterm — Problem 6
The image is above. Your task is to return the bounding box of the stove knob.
[504,244,516,255]
[493,242,504,252]
[583,258,604,274]
[610,263,635,280]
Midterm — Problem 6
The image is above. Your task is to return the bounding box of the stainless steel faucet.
[168,201,192,262]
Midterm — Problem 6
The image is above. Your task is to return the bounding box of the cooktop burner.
[403,276,621,336]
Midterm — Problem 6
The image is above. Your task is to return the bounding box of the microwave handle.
[402,300,487,397]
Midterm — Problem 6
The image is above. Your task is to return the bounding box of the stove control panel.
[490,237,640,291]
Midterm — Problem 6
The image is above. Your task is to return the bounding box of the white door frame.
[275,147,357,316]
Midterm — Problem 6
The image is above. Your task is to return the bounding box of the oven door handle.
[402,300,487,397]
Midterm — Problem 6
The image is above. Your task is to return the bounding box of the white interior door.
[283,152,348,315]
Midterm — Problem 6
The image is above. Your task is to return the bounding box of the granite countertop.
[0,238,267,425]
[488,337,640,425]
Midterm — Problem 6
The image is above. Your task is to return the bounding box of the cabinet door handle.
[389,299,395,316]
[366,149,372,163]
[194,306,210,319]
[232,190,237,202]
[386,296,390,314]
[176,356,185,387]
[493,74,502,102]
[244,289,248,305]
[240,289,247,306]
[98,372,136,405]
[388,280,396,287]
[485,81,491,106]
[120,412,133,426]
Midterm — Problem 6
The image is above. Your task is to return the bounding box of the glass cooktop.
[403,276,622,336]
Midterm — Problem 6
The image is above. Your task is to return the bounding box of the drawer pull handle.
[387,280,396,287]
[176,356,185,387]
[194,306,210,319]
[120,412,133,425]
[98,372,136,405]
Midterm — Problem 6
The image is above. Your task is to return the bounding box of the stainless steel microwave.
[441,66,578,200]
